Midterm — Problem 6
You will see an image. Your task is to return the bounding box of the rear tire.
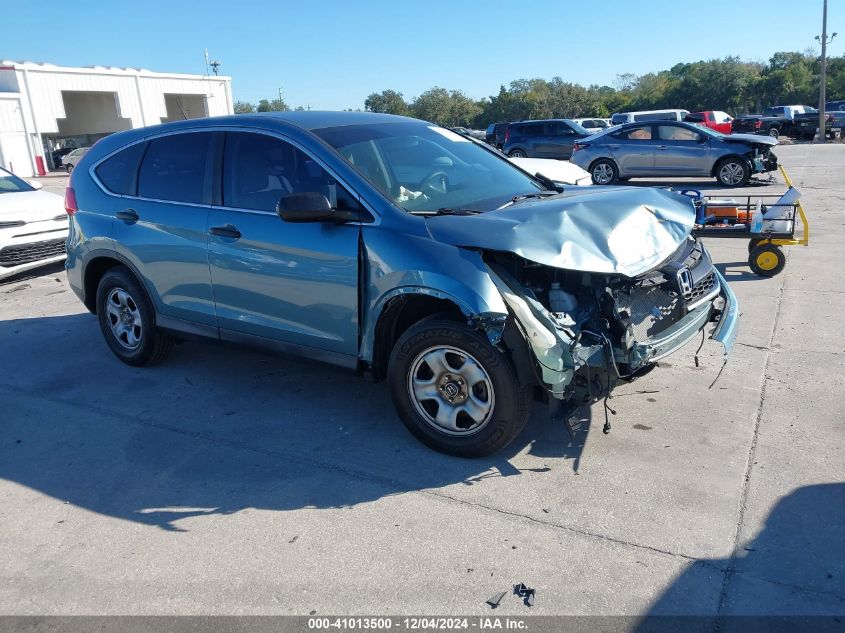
[508,149,527,158]
[768,128,780,139]
[96,266,173,366]
[65,164,73,174]
[388,319,530,457]
[590,159,619,185]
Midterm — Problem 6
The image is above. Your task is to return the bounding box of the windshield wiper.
[497,190,559,210]
[533,172,564,193]
[412,208,483,216]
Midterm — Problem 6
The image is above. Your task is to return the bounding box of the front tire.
[96,267,173,366]
[388,319,530,457]
[65,164,74,174]
[590,159,619,185]
[715,157,751,187]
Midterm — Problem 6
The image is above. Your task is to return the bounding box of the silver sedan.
[570,121,778,187]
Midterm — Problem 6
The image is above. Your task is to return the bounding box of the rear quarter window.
[94,142,147,195]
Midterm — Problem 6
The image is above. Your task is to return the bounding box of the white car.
[509,156,593,187]
[573,118,613,134]
[0,166,68,281]
[62,147,89,173]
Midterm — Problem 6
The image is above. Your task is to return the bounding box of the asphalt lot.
[1,145,843,623]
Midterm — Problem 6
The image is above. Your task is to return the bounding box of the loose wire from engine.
[694,327,706,367]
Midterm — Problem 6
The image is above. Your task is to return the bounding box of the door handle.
[115,209,138,223]
[656,145,669,150]
[209,224,242,239]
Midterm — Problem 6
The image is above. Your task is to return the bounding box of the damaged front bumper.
[631,268,738,365]
[486,264,739,420]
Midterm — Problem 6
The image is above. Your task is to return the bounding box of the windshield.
[313,122,544,212]
[0,168,35,194]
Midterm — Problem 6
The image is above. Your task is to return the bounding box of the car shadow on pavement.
[0,313,590,532]
[634,483,845,632]
[0,262,66,286]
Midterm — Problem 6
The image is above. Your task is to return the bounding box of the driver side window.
[223,132,359,213]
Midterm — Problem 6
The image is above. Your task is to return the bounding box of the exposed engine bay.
[482,236,725,431]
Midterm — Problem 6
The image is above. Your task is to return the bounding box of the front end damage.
[481,239,738,433]
[424,186,740,434]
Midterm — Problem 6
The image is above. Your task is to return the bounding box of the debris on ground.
[485,591,507,609]
[513,583,535,607]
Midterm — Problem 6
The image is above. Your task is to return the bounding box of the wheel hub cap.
[105,287,143,351]
[407,345,495,436]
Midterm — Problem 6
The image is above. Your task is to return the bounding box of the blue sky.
[4,0,842,110]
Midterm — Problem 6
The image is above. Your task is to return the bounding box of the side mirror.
[26,179,43,190]
[277,192,335,223]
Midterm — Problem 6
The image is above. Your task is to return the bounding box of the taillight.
[573,142,588,153]
[504,126,510,142]
[64,187,78,216]
[754,120,762,129]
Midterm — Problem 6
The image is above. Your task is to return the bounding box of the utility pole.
[815,0,838,143]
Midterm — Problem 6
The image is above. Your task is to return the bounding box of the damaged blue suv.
[65,112,738,457]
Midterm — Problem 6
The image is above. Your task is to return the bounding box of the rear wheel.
[590,159,619,185]
[715,157,750,187]
[96,267,173,366]
[768,127,780,139]
[508,149,527,158]
[748,244,786,277]
[65,164,74,174]
[388,319,530,457]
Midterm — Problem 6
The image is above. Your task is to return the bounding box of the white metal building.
[0,61,233,177]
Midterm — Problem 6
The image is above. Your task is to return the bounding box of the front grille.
[617,284,684,340]
[0,238,66,268]
[687,272,716,304]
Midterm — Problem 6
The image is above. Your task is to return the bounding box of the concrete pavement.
[1,145,842,621]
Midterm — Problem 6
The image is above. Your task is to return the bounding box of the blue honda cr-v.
[65,112,738,456]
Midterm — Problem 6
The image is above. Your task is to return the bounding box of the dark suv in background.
[501,119,590,159]
[484,122,507,149]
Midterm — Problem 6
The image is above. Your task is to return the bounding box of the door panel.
[654,125,711,175]
[207,211,359,354]
[207,131,360,356]
[608,126,657,174]
[112,131,217,326]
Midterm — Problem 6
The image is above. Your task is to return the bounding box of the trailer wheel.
[749,244,786,277]
[748,238,767,253]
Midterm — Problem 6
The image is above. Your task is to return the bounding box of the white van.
[610,109,690,125]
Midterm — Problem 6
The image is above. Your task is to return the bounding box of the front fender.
[359,228,507,362]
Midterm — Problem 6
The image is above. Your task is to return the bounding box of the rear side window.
[138,132,215,204]
[634,112,676,122]
[95,142,146,195]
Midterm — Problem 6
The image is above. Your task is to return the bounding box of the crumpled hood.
[721,133,778,146]
[425,187,696,277]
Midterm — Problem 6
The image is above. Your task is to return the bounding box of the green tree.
[233,101,256,114]
[364,89,409,115]
[410,88,481,126]
[257,98,289,112]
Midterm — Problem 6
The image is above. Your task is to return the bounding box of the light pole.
[815,0,838,143]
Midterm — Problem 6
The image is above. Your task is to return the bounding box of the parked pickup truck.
[792,105,845,140]
[731,105,814,139]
